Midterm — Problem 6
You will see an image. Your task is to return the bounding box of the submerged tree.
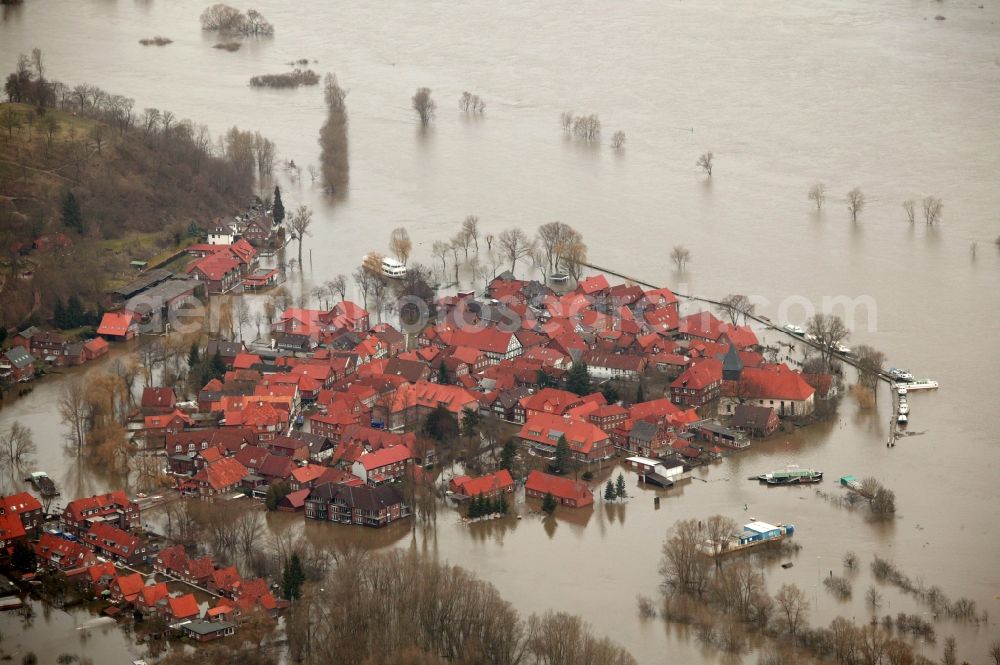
[902,199,915,224]
[806,312,849,371]
[808,183,826,210]
[610,130,626,150]
[846,187,865,223]
[670,245,691,272]
[288,205,313,264]
[922,195,943,225]
[388,227,412,264]
[318,73,349,193]
[412,87,436,126]
[696,151,714,176]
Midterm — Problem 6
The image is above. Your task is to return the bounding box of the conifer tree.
[61,190,84,234]
[541,492,556,514]
[188,341,200,368]
[554,435,571,474]
[615,472,627,500]
[498,494,509,515]
[499,439,518,472]
[282,553,305,600]
[273,185,285,225]
[604,479,615,501]
[635,380,646,404]
[566,361,591,396]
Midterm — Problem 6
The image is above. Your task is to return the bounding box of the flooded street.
[2,0,1000,662]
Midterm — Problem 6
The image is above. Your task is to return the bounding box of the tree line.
[284,549,637,665]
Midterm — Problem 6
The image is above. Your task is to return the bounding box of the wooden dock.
[577,260,895,385]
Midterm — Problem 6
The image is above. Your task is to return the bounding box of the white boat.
[903,379,938,391]
[898,402,909,415]
[896,414,908,425]
[833,343,851,355]
[380,257,407,279]
[889,368,914,382]
[896,386,908,396]
[782,324,805,336]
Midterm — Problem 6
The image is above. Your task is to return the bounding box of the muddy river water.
[2,0,999,662]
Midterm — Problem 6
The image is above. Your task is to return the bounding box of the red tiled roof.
[519,388,583,416]
[185,253,240,281]
[140,582,169,607]
[141,387,176,408]
[97,310,135,337]
[113,573,145,600]
[525,470,593,503]
[453,470,514,497]
[728,364,815,401]
[64,491,132,523]
[577,275,609,294]
[1,491,42,515]
[86,561,116,584]
[194,457,249,491]
[672,359,722,391]
[290,464,327,484]
[357,445,412,471]
[519,413,610,456]
[211,566,241,591]
[447,327,515,355]
[168,593,200,619]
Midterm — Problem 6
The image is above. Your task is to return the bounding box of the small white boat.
[782,324,805,336]
[896,386,908,396]
[898,402,909,415]
[896,414,908,425]
[904,379,939,391]
[833,343,851,355]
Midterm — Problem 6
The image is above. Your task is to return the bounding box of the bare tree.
[970,242,978,259]
[327,274,347,302]
[806,312,849,371]
[775,583,809,637]
[571,114,601,142]
[610,130,626,150]
[0,422,37,471]
[537,221,573,274]
[560,110,574,133]
[854,345,885,395]
[866,585,883,610]
[251,131,276,180]
[703,515,737,568]
[58,377,90,453]
[697,152,714,176]
[352,266,377,310]
[555,227,587,281]
[498,228,534,273]
[846,187,865,223]
[307,164,318,182]
[458,91,485,114]
[716,294,755,326]
[389,227,412,264]
[288,205,313,264]
[808,183,826,210]
[902,199,916,223]
[659,518,710,597]
[319,73,349,193]
[670,245,691,272]
[234,296,251,342]
[922,195,943,225]
[412,88,436,126]
[461,215,480,254]
[431,240,450,278]
[988,640,1000,665]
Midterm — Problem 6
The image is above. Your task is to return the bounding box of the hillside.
[0,101,255,330]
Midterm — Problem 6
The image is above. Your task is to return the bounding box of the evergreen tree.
[438,362,449,385]
[188,341,200,368]
[10,540,36,572]
[499,439,518,472]
[566,361,591,396]
[53,299,67,329]
[61,190,84,234]
[209,349,226,380]
[554,435,571,474]
[281,552,305,601]
[604,479,616,501]
[460,407,480,438]
[422,404,458,442]
[273,185,285,225]
[498,494,509,515]
[265,480,290,511]
[66,295,84,327]
[186,220,201,237]
[541,492,557,515]
[601,382,620,404]
[635,380,646,404]
[536,369,555,388]
[615,472,627,500]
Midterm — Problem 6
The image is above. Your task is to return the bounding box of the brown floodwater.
[2,0,1000,662]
